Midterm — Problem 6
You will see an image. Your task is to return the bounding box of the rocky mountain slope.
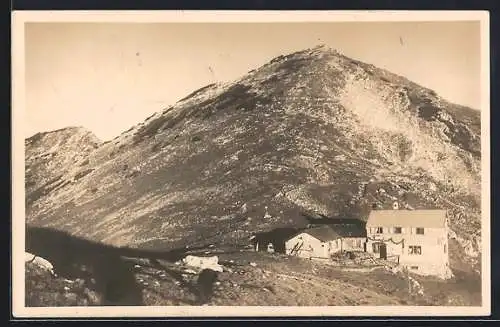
[25,45,482,277]
[25,127,101,205]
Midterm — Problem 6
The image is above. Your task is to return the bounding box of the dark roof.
[302,223,366,242]
[253,227,305,242]
[301,211,365,226]
[328,218,364,225]
[329,223,367,238]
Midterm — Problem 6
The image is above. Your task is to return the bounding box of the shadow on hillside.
[25,225,213,306]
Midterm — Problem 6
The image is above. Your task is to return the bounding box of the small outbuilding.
[250,227,304,254]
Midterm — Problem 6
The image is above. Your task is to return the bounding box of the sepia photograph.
[11,10,490,317]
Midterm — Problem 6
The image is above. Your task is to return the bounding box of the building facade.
[365,209,452,279]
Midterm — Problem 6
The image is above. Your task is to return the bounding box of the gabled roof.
[328,223,367,238]
[366,209,447,228]
[298,224,366,242]
[301,226,341,242]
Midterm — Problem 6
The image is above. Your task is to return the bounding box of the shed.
[250,227,304,254]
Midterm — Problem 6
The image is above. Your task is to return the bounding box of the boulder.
[182,255,224,272]
[25,252,54,275]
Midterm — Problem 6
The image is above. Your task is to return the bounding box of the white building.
[366,209,452,278]
[285,224,366,259]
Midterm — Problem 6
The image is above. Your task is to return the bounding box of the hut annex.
[365,209,452,278]
[250,227,304,254]
[285,223,366,259]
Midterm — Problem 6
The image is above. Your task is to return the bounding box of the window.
[408,245,422,255]
[393,227,402,234]
[444,244,447,254]
[372,243,381,253]
[416,227,425,235]
[376,227,383,234]
[410,266,419,270]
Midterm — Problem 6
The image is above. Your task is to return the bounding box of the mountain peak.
[312,43,340,53]
[24,44,483,307]
[26,126,101,146]
[27,125,95,139]
[26,46,481,274]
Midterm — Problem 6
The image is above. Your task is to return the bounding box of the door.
[380,243,387,260]
[267,243,275,253]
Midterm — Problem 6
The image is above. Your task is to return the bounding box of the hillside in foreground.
[25,227,481,307]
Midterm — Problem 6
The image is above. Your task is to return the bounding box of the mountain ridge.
[25,45,482,276]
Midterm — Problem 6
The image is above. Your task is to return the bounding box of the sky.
[24,21,481,141]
